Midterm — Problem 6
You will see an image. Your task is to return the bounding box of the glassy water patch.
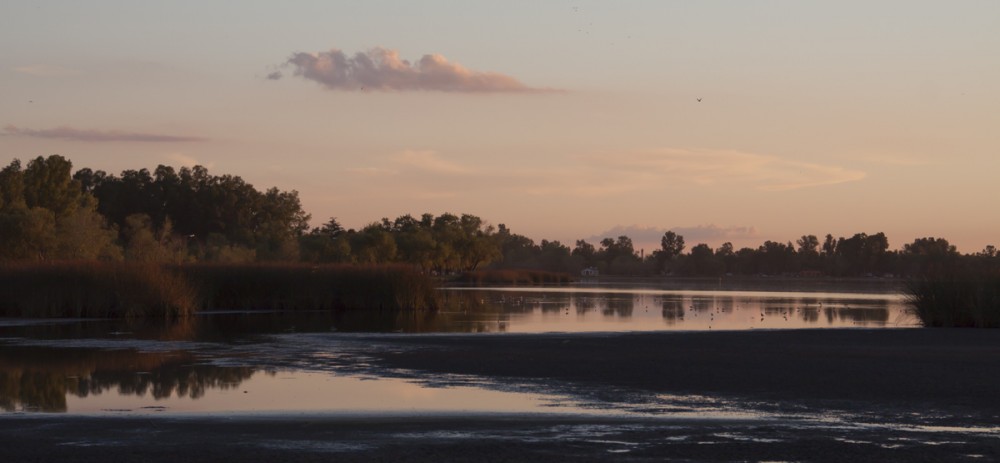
[0,342,585,415]
[438,288,917,333]
[0,286,917,416]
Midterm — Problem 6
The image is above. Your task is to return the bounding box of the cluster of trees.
[0,156,121,260]
[75,163,310,261]
[453,229,995,278]
[299,214,501,273]
[649,233,989,278]
[1,156,309,263]
[2,155,997,277]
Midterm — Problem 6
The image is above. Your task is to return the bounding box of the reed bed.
[176,263,439,312]
[455,269,575,286]
[906,274,1000,328]
[0,262,438,319]
[0,261,196,319]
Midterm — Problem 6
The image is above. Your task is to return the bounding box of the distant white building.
[581,266,599,277]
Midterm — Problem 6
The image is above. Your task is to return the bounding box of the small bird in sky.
[696,98,702,102]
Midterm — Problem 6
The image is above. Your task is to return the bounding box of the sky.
[1,1,998,253]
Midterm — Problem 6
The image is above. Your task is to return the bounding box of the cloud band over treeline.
[3,125,207,143]
[271,47,555,93]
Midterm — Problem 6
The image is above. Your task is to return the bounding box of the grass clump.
[0,261,196,318]
[906,273,1000,328]
[455,269,575,286]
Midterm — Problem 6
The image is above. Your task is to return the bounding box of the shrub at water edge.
[906,274,1000,328]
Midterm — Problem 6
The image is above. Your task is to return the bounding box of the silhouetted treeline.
[1,155,308,262]
[2,155,997,278]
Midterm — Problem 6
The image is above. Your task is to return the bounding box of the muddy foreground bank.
[2,329,1000,462]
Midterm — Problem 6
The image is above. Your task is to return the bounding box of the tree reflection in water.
[661,300,685,325]
[0,346,255,413]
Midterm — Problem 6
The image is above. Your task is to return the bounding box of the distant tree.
[903,237,958,256]
[715,241,736,274]
[538,239,576,273]
[391,215,435,269]
[0,206,56,260]
[0,159,25,210]
[660,231,685,259]
[652,231,684,273]
[83,163,310,261]
[497,226,539,268]
[351,223,398,264]
[23,155,85,218]
[319,217,345,237]
[572,239,597,268]
[682,243,723,276]
[757,240,797,275]
[900,236,959,275]
[796,235,820,256]
[979,245,997,258]
[1,156,118,261]
[821,234,836,257]
[54,196,122,261]
[599,235,640,274]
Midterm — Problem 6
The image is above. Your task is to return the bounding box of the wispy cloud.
[272,47,556,93]
[857,154,935,167]
[13,65,81,77]
[393,150,472,174]
[347,147,864,200]
[586,148,866,192]
[3,125,207,143]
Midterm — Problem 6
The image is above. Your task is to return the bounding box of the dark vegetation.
[906,272,1000,328]
[2,155,999,324]
[0,261,196,318]
[182,263,439,312]
[454,269,574,286]
[0,262,438,318]
[3,155,998,278]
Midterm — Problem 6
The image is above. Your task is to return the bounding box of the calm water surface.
[0,286,917,415]
[438,287,915,333]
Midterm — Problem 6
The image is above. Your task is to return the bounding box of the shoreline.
[358,329,1000,415]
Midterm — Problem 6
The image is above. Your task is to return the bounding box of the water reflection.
[0,346,254,412]
[0,288,917,344]
[0,286,918,415]
[440,288,916,333]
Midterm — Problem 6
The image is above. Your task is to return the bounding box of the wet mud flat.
[362,329,1000,418]
[3,329,1000,462]
[2,413,998,463]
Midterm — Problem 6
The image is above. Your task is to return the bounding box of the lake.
[0,284,916,415]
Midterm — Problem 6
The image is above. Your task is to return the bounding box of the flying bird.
[696,98,702,102]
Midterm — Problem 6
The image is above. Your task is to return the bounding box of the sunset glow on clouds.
[590,149,867,192]
[274,47,553,93]
[1,1,998,251]
[353,147,864,199]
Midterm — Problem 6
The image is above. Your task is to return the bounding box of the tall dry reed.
[0,262,438,318]
[176,263,439,311]
[906,274,1000,328]
[0,261,196,318]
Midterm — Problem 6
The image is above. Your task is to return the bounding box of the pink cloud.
[276,47,557,93]
[3,125,207,143]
